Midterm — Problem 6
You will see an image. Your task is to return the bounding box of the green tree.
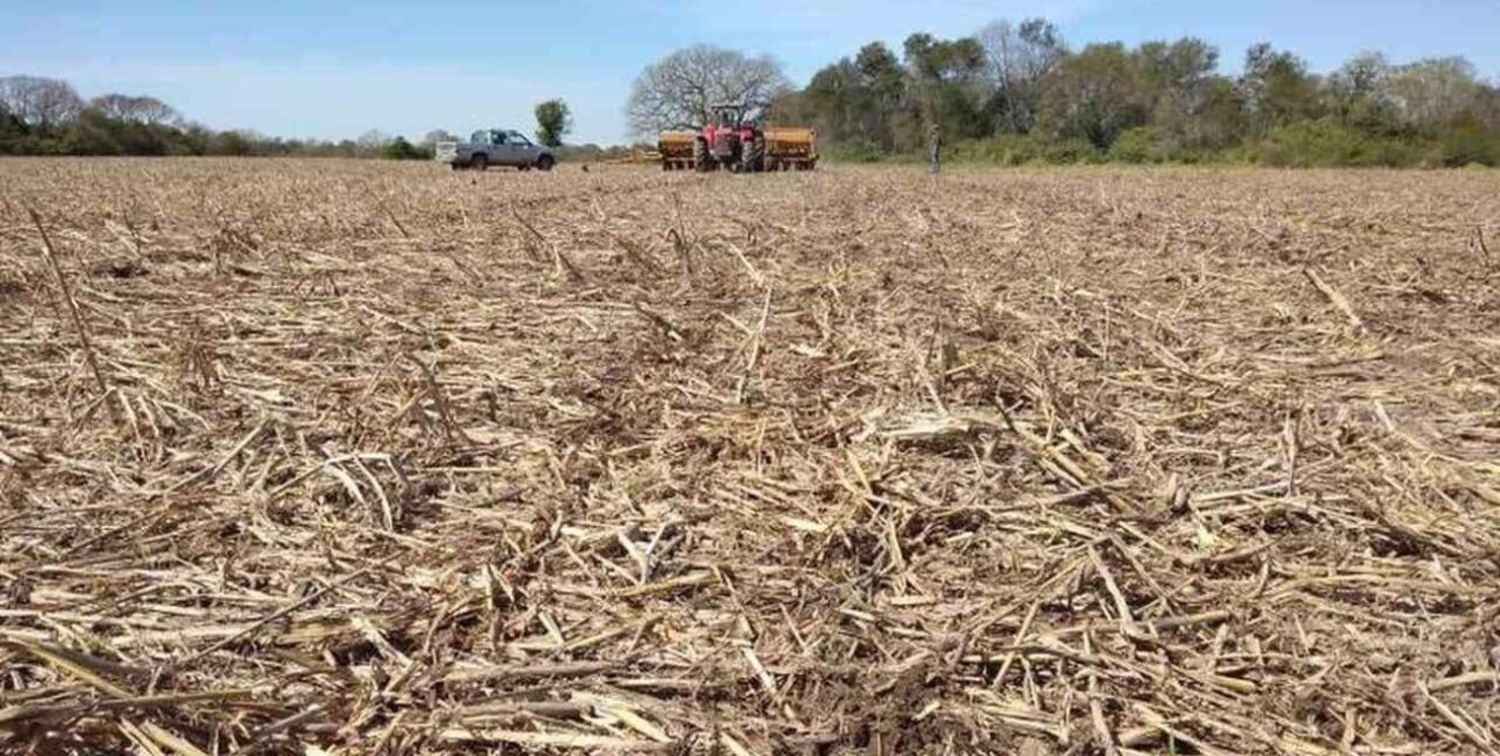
[0,104,34,155]
[1190,78,1248,151]
[1136,38,1241,152]
[856,42,909,149]
[1476,84,1500,130]
[1040,42,1147,149]
[1241,43,1322,134]
[534,99,573,147]
[904,33,988,142]
[213,130,254,156]
[803,41,912,151]
[764,88,809,127]
[1137,38,1217,114]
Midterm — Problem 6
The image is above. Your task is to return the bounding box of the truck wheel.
[471,154,488,171]
[536,155,555,172]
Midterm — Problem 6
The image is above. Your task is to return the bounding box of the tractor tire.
[471,154,488,171]
[726,135,743,172]
[693,138,711,172]
[741,136,765,173]
[537,155,555,172]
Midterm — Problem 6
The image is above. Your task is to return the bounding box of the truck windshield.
[508,132,532,146]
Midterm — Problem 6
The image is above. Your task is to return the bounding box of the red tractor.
[693,104,764,172]
[658,104,819,172]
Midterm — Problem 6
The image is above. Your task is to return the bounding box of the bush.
[1040,138,1100,164]
[1110,127,1155,163]
[381,136,430,160]
[828,137,886,163]
[944,134,1105,165]
[1438,119,1500,167]
[1254,118,1423,167]
[948,134,1034,165]
[213,131,254,156]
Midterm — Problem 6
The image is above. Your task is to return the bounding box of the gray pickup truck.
[436,129,556,171]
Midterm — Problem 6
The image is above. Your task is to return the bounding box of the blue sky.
[5,0,1497,144]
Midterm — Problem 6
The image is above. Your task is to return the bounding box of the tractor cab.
[707,104,754,130]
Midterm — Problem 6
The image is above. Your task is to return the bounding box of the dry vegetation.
[1,158,1498,754]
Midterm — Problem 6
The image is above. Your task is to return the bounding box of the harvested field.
[2,158,1499,754]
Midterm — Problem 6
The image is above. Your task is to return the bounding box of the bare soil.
[2,159,1498,754]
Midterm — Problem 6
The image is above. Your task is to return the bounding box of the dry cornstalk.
[1,161,1495,755]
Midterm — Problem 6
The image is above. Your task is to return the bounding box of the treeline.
[0,77,629,163]
[0,75,440,158]
[776,21,1500,166]
[0,75,580,160]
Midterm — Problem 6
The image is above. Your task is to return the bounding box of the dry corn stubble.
[1,158,1499,754]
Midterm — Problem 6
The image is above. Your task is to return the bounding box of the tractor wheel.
[471,154,488,172]
[693,138,711,172]
[741,136,765,173]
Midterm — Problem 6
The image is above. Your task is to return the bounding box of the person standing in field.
[927,121,941,175]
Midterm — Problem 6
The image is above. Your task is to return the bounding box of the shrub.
[945,134,1104,165]
[1110,127,1155,163]
[982,134,1043,165]
[948,137,1013,164]
[1254,118,1423,167]
[828,137,886,163]
[1040,138,1100,164]
[381,136,430,160]
[1439,119,1500,167]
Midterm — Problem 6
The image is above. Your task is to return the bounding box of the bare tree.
[356,130,392,152]
[626,45,790,136]
[977,18,1066,133]
[1382,57,1482,133]
[1326,52,1396,130]
[0,75,85,125]
[132,96,179,125]
[90,94,179,124]
[90,94,135,120]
